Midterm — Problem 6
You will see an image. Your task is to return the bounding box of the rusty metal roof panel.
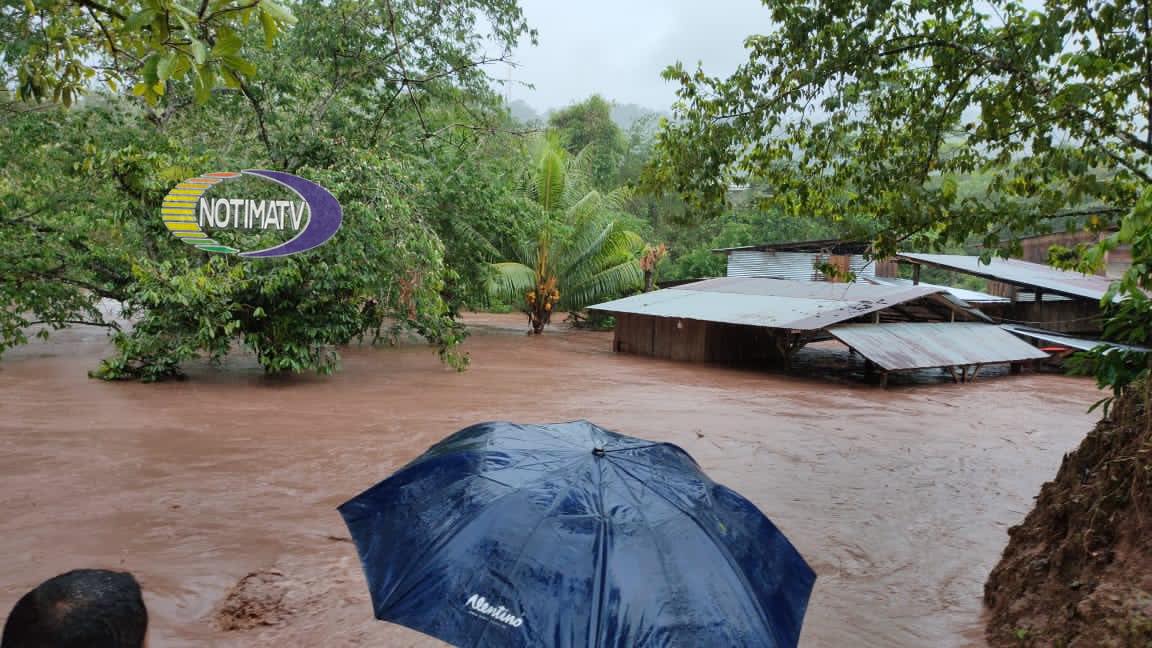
[828,322,1050,371]
[1000,324,1151,353]
[588,278,959,331]
[897,253,1117,301]
[675,277,937,300]
[863,276,1010,303]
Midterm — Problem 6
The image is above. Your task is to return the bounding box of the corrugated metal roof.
[1000,324,1151,353]
[863,276,1009,303]
[897,253,1117,301]
[588,277,963,331]
[828,323,1050,371]
[724,250,877,281]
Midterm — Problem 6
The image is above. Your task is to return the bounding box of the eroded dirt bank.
[984,386,1152,646]
[0,314,1103,646]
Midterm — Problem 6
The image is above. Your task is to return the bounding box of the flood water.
[0,313,1102,646]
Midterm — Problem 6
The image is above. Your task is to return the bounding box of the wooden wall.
[978,299,1104,335]
[611,314,789,365]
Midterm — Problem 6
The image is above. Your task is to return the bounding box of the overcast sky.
[502,0,773,113]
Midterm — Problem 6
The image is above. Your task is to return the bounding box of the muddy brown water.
[0,313,1102,647]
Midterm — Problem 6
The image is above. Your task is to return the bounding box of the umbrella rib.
[481,455,587,477]
[603,458,781,643]
[377,454,590,618]
[465,458,593,648]
[605,460,680,647]
[598,452,717,510]
[590,445,610,648]
[529,422,599,450]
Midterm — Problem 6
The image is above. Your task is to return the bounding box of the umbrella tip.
[592,447,606,458]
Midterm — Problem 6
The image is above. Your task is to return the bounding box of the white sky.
[503,0,773,113]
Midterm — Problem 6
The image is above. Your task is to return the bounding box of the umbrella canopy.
[338,421,815,647]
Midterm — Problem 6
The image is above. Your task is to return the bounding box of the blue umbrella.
[338,421,815,647]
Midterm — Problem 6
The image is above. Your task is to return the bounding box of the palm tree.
[489,137,643,334]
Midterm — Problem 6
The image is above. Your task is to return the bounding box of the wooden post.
[969,363,983,382]
[775,333,792,370]
[912,264,921,285]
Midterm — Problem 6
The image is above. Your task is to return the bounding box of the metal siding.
[725,251,876,281]
[828,323,1050,371]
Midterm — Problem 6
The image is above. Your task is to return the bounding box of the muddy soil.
[984,386,1152,646]
[0,314,1103,646]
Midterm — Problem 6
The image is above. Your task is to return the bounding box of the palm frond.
[561,259,644,311]
[600,186,634,212]
[563,223,642,288]
[534,148,567,212]
[565,190,604,225]
[452,217,505,261]
[486,262,536,305]
[559,218,616,278]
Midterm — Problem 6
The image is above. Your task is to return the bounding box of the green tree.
[413,107,544,313]
[548,94,627,190]
[488,137,643,333]
[648,0,1151,396]
[1,0,535,379]
[5,0,298,107]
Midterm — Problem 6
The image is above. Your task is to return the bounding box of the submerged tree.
[489,138,643,333]
[1,0,536,379]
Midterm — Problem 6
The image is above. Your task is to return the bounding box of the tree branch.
[1144,0,1152,147]
[74,0,125,22]
[205,1,260,23]
[384,0,430,150]
[1098,146,1152,184]
[237,79,279,166]
[26,319,119,330]
[85,5,124,63]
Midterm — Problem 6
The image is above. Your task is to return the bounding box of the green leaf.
[141,54,160,85]
[221,54,257,78]
[124,8,159,31]
[170,53,192,80]
[156,52,175,81]
[259,7,279,48]
[259,0,297,25]
[941,177,957,201]
[191,65,214,103]
[190,40,207,65]
[212,27,243,57]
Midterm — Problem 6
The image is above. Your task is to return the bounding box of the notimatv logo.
[160,170,342,258]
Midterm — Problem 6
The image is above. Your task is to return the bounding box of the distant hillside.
[610,103,666,133]
[507,99,542,124]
